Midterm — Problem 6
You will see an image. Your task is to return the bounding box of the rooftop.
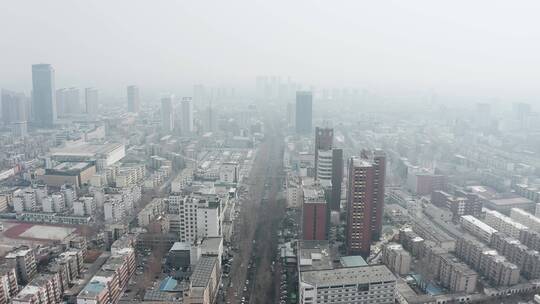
[301,264,395,286]
[488,196,534,206]
[79,276,110,298]
[461,215,498,234]
[170,242,191,252]
[298,240,334,272]
[51,142,123,158]
[191,256,217,287]
[340,255,368,267]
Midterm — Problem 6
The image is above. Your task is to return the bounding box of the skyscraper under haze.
[161,95,174,133]
[1,90,27,124]
[56,87,81,115]
[181,97,194,136]
[346,150,386,257]
[295,91,312,134]
[367,150,386,241]
[85,88,98,115]
[127,85,140,113]
[31,64,56,127]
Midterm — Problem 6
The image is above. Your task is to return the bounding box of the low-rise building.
[484,209,528,239]
[12,273,62,304]
[511,208,540,233]
[455,236,520,286]
[6,247,37,285]
[77,237,135,304]
[186,256,220,304]
[38,162,96,188]
[137,198,165,227]
[0,266,19,304]
[460,215,498,243]
[423,243,478,293]
[381,243,411,275]
[299,265,396,304]
[297,240,396,304]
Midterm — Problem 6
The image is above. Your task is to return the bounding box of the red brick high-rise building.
[346,150,386,257]
[302,185,327,240]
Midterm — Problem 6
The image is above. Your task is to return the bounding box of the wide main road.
[226,118,285,304]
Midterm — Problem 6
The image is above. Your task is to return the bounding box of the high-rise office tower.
[366,150,386,241]
[202,101,216,133]
[346,150,386,257]
[295,91,312,134]
[181,97,194,136]
[161,95,174,133]
[331,148,343,211]
[56,88,67,116]
[1,90,27,124]
[85,88,98,115]
[31,64,56,127]
[127,85,140,113]
[286,102,294,128]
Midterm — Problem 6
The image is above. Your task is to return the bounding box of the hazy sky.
[2,1,540,98]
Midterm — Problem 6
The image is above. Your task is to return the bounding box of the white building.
[484,209,528,239]
[61,186,77,208]
[41,197,53,213]
[510,208,540,233]
[315,149,333,181]
[50,142,125,171]
[168,193,222,243]
[299,265,396,304]
[73,201,85,217]
[13,189,37,213]
[51,194,65,212]
[74,197,95,216]
[461,215,498,243]
[381,243,412,275]
[104,195,125,223]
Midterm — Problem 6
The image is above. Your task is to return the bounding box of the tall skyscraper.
[365,150,386,241]
[295,91,312,134]
[331,148,343,211]
[127,85,140,113]
[1,90,27,124]
[56,88,67,115]
[346,150,386,257]
[161,95,174,133]
[286,102,294,128]
[181,97,194,136]
[65,87,80,114]
[85,88,98,115]
[203,101,216,133]
[31,64,56,127]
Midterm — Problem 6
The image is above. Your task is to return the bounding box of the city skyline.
[2,1,540,99]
